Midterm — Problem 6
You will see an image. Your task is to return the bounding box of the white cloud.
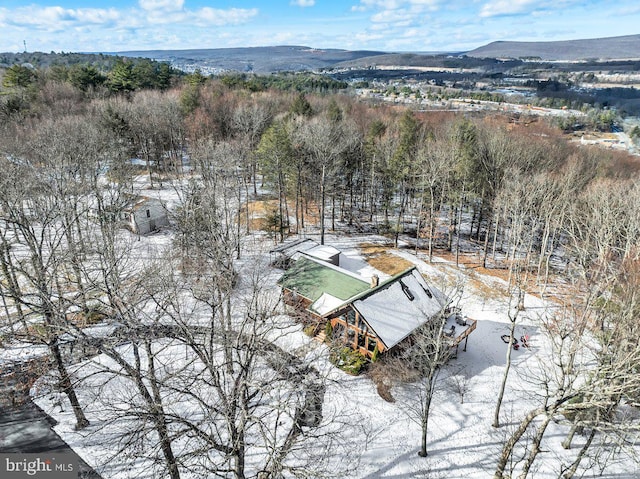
[138,0,185,12]
[5,6,122,29]
[357,0,440,8]
[291,0,316,7]
[371,10,413,24]
[356,0,441,27]
[0,3,261,52]
[359,0,404,8]
[479,0,587,18]
[479,0,537,17]
[0,4,258,31]
[195,8,259,26]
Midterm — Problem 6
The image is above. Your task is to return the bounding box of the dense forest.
[1,61,640,478]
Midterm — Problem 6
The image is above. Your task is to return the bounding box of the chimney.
[370,274,379,289]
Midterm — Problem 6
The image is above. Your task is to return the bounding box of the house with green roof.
[278,255,370,316]
[278,252,476,359]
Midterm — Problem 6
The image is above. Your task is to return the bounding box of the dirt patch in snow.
[429,249,583,307]
[359,243,415,275]
[245,198,322,232]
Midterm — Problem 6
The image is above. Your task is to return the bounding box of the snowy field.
[22,224,637,479]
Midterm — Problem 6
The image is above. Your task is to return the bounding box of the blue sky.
[1,1,639,53]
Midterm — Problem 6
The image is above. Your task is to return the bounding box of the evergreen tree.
[108,59,135,93]
[68,64,106,91]
[2,64,36,88]
[290,92,313,117]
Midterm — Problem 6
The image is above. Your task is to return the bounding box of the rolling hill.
[114,35,640,73]
[117,45,386,73]
[466,34,640,61]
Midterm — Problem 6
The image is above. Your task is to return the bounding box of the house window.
[357,333,366,348]
[367,338,377,353]
[346,309,356,325]
[146,209,151,218]
[357,317,368,333]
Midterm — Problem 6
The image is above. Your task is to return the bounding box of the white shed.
[124,196,169,235]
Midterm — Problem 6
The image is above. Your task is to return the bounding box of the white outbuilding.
[124,196,169,235]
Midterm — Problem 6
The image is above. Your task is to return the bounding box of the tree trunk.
[428,187,436,263]
[278,170,285,242]
[234,437,246,479]
[394,190,406,248]
[492,212,500,261]
[331,194,336,231]
[244,181,251,235]
[295,170,301,234]
[470,202,478,241]
[143,142,154,189]
[475,201,484,240]
[320,164,326,245]
[50,339,89,430]
[493,317,516,428]
[236,179,242,259]
[562,419,580,450]
[370,156,376,222]
[455,190,464,267]
[536,216,552,283]
[448,207,455,252]
[482,218,492,268]
[283,182,290,235]
[494,407,544,479]
[0,239,26,328]
[415,194,423,256]
[517,414,552,479]
[418,384,434,457]
[146,342,181,479]
[562,429,596,479]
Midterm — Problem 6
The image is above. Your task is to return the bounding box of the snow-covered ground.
[25,228,638,478]
[2,174,633,477]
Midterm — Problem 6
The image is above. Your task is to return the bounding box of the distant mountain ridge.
[466,34,640,61]
[114,36,640,73]
[117,45,386,73]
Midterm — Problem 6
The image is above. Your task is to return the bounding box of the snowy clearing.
[28,231,639,478]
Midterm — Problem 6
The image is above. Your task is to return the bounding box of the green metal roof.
[278,256,370,303]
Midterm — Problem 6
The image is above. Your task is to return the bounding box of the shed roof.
[352,268,448,349]
[306,245,341,262]
[278,255,369,305]
[270,238,318,256]
[124,195,164,212]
